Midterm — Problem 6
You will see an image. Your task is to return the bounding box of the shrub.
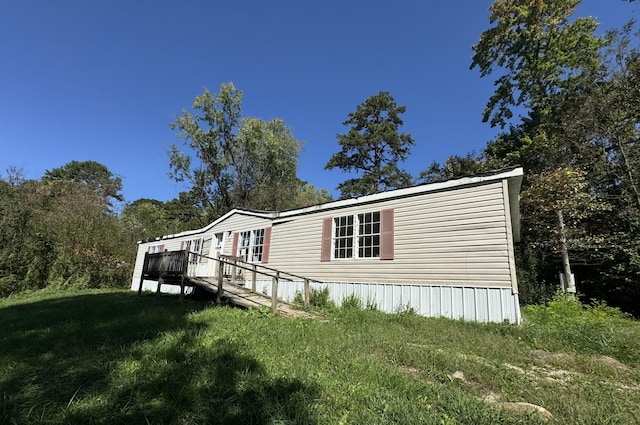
[309,286,334,309]
[521,291,634,358]
[340,294,362,310]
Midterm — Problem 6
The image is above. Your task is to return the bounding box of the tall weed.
[521,292,637,361]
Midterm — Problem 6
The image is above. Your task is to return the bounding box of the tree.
[42,160,124,207]
[231,117,303,211]
[1,166,25,186]
[521,167,611,292]
[325,91,414,198]
[169,83,311,214]
[417,152,486,183]
[471,0,606,128]
[470,0,640,312]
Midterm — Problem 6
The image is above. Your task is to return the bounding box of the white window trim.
[237,228,266,263]
[148,244,163,254]
[185,238,202,263]
[331,212,381,261]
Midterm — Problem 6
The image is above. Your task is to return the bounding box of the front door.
[213,233,225,277]
[195,237,212,276]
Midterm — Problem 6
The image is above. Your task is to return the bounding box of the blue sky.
[1,0,637,204]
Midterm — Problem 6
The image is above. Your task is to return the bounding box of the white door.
[195,237,212,276]
[213,233,225,277]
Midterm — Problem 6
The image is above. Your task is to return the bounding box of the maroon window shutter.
[380,209,394,260]
[262,227,272,263]
[231,232,239,256]
[160,244,165,252]
[321,217,332,262]
[180,241,184,250]
[147,246,150,253]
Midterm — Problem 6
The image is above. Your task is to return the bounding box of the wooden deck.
[138,250,321,318]
[187,276,320,318]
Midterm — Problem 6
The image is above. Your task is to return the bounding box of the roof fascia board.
[274,167,524,220]
[138,167,523,244]
[148,209,274,242]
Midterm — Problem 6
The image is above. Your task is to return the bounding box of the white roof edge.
[138,167,524,243]
[276,166,524,218]
[138,208,274,244]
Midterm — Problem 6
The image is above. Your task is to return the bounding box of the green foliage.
[340,293,362,310]
[471,0,607,128]
[3,290,640,424]
[169,83,323,215]
[520,292,635,360]
[464,2,640,314]
[42,160,124,206]
[325,91,415,198]
[309,286,335,309]
[417,152,487,183]
[394,301,418,316]
[0,165,135,296]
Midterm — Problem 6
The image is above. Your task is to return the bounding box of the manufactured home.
[131,166,524,323]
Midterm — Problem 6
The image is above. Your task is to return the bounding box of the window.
[148,244,164,254]
[199,237,212,263]
[333,215,354,259]
[185,238,201,262]
[238,231,251,260]
[332,211,380,259]
[235,228,268,263]
[358,211,380,258]
[251,228,265,262]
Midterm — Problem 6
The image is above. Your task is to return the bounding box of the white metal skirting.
[133,278,520,324]
[254,279,520,324]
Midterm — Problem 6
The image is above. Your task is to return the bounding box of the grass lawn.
[1,289,639,424]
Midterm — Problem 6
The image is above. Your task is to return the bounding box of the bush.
[293,286,335,309]
[309,286,334,309]
[521,291,634,358]
[340,294,362,310]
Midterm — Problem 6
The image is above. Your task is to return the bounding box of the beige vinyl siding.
[266,181,512,287]
[208,214,272,257]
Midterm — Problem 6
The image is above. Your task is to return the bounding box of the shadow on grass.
[0,292,318,424]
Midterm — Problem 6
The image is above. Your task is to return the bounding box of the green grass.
[1,290,639,424]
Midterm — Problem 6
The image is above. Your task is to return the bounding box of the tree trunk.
[556,208,575,292]
[616,138,640,211]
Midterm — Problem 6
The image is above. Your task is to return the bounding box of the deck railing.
[213,254,318,313]
[142,250,188,279]
[138,250,320,313]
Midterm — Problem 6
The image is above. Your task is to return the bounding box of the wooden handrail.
[140,250,318,311]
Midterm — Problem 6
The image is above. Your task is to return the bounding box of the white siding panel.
[129,177,521,324]
[252,275,520,323]
[452,287,463,320]
[265,181,513,288]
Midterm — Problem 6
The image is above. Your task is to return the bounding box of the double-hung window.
[357,211,381,258]
[251,228,265,262]
[238,231,251,260]
[333,215,354,259]
[332,211,381,259]
[185,238,201,262]
[322,209,393,262]
[235,228,270,263]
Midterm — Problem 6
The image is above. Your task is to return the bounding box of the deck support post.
[138,253,149,295]
[217,259,224,304]
[231,260,237,286]
[180,275,185,304]
[304,279,310,308]
[252,264,257,293]
[271,271,280,315]
[156,276,163,296]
